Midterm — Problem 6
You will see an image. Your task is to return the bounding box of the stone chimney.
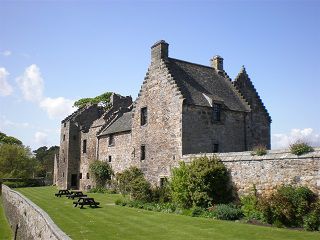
[211,55,224,71]
[151,40,169,64]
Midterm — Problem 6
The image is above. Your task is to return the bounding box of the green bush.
[116,167,144,195]
[170,156,232,209]
[241,194,264,221]
[88,187,107,193]
[190,206,206,217]
[258,185,315,227]
[303,201,320,231]
[130,177,152,202]
[3,181,29,188]
[290,141,314,155]
[89,161,113,188]
[152,183,171,203]
[251,145,267,156]
[211,204,243,220]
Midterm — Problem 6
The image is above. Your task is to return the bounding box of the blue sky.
[0,0,319,150]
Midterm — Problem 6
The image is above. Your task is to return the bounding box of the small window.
[64,122,66,127]
[63,134,65,141]
[108,156,112,162]
[160,177,167,188]
[140,145,146,160]
[109,134,115,146]
[79,173,82,179]
[83,139,87,153]
[73,135,76,140]
[212,104,221,122]
[213,143,219,153]
[63,158,65,162]
[86,173,90,179]
[141,107,147,126]
[62,172,65,177]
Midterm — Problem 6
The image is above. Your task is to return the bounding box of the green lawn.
[16,186,319,240]
[0,198,12,240]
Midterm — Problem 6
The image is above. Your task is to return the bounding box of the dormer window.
[212,104,221,122]
[141,107,147,126]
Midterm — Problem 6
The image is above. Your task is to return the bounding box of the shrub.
[190,206,205,217]
[89,161,113,188]
[303,201,320,231]
[258,185,315,227]
[290,141,314,156]
[130,177,152,202]
[88,187,107,193]
[241,194,264,221]
[116,167,144,195]
[188,156,232,207]
[211,204,243,220]
[3,181,29,188]
[152,184,171,203]
[251,145,267,156]
[115,198,128,206]
[170,161,192,208]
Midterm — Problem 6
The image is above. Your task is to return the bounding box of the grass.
[16,186,320,240]
[0,198,12,240]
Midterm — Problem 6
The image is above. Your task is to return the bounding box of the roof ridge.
[169,57,213,70]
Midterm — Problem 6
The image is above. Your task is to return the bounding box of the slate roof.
[167,58,250,112]
[99,112,132,136]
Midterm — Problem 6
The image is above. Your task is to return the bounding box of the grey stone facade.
[56,40,272,189]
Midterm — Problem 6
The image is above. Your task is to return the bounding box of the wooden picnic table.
[67,191,87,199]
[73,197,100,209]
[55,189,71,197]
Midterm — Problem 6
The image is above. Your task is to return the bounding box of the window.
[213,143,219,153]
[141,107,147,126]
[108,156,112,162]
[63,158,65,162]
[73,135,76,140]
[62,172,64,177]
[63,134,65,141]
[160,177,167,188]
[86,173,90,179]
[212,104,221,121]
[79,173,82,179]
[64,122,66,127]
[140,145,146,160]
[83,139,87,153]
[109,134,115,146]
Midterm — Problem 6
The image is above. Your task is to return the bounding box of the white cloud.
[1,50,12,56]
[16,64,44,102]
[40,97,75,119]
[34,131,48,146]
[272,128,320,149]
[0,67,13,96]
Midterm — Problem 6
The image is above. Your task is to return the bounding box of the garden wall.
[1,185,71,240]
[182,148,320,196]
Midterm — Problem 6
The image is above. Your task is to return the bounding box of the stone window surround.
[212,103,221,122]
[140,145,146,160]
[140,106,148,126]
[108,134,115,146]
[82,139,87,153]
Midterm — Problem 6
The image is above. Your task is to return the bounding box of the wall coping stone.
[182,147,320,163]
[2,185,71,240]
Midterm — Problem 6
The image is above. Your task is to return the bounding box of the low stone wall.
[182,148,320,196]
[1,185,71,240]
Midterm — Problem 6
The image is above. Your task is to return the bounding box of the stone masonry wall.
[98,131,132,174]
[131,59,184,185]
[182,104,247,154]
[1,185,70,240]
[182,148,320,196]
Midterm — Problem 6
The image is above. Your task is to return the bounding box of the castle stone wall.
[131,59,184,185]
[182,148,320,196]
[98,131,132,174]
[182,105,247,154]
[1,185,70,240]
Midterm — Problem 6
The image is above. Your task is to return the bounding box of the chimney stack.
[211,55,224,71]
[151,40,169,64]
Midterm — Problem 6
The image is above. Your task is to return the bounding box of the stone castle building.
[55,40,271,190]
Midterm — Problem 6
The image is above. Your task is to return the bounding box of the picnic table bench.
[73,197,100,208]
[66,191,87,199]
[55,189,71,197]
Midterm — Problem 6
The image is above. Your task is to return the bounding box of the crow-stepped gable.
[56,40,271,190]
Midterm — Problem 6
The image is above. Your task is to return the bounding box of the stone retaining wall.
[182,148,320,196]
[1,185,71,240]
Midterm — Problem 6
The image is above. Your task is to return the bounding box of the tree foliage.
[170,156,232,208]
[73,92,113,109]
[0,131,22,145]
[0,144,36,178]
[33,145,59,177]
[89,160,113,188]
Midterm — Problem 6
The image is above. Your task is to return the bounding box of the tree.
[33,146,59,177]
[0,144,37,178]
[73,92,113,109]
[89,161,113,188]
[0,131,22,145]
